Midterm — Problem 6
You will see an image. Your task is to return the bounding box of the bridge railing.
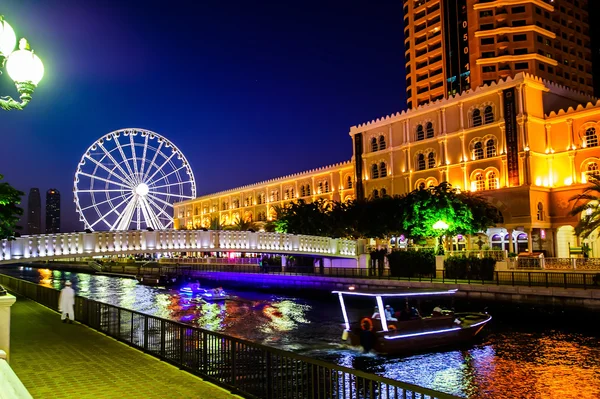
[0,274,458,399]
[0,230,359,263]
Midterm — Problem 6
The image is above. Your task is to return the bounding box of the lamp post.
[433,220,449,254]
[0,15,44,111]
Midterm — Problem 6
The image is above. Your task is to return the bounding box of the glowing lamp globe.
[6,38,44,85]
[0,19,17,57]
[433,220,449,230]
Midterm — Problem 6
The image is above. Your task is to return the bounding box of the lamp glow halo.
[74,128,196,231]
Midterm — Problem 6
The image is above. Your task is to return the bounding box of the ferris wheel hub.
[135,183,149,196]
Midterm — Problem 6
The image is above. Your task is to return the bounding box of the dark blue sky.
[1,0,405,231]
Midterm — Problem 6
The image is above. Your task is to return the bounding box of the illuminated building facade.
[176,73,600,257]
[26,188,41,235]
[45,189,60,234]
[403,0,593,109]
[174,162,355,229]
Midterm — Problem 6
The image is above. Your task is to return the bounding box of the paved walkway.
[10,297,242,399]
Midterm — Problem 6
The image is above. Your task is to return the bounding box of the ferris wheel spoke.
[129,133,140,177]
[89,193,133,229]
[113,195,138,231]
[97,142,137,186]
[83,154,134,187]
[145,151,177,184]
[139,133,149,178]
[80,194,129,211]
[149,179,191,190]
[114,136,137,185]
[139,196,165,230]
[149,165,190,187]
[144,195,172,227]
[78,172,133,190]
[136,206,141,230]
[78,189,128,193]
[148,190,195,200]
[143,140,164,181]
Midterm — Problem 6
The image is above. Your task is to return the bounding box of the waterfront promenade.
[10,297,240,399]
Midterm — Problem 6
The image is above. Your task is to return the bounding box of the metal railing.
[445,250,507,261]
[173,263,600,290]
[0,274,458,399]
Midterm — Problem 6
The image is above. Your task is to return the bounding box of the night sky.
[1,0,405,232]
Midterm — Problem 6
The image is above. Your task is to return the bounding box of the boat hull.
[345,312,491,355]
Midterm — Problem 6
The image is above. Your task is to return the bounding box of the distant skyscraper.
[26,188,42,235]
[45,189,61,234]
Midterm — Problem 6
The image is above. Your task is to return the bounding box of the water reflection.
[3,267,600,399]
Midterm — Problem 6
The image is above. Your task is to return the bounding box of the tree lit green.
[0,174,24,239]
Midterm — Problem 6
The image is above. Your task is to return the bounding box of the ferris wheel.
[74,128,196,231]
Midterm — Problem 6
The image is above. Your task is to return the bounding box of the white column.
[0,294,17,362]
[458,102,464,130]
[545,123,552,152]
[566,119,574,150]
[497,90,505,120]
[437,109,442,137]
[441,107,447,134]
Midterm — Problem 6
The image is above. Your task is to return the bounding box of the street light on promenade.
[433,220,449,254]
[0,15,44,111]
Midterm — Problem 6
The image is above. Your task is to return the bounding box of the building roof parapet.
[176,160,353,205]
[545,99,600,119]
[350,73,596,133]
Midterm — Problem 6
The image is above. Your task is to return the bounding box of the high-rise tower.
[45,189,61,234]
[26,188,41,235]
[403,0,593,109]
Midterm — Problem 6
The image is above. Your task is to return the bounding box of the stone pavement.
[9,297,242,399]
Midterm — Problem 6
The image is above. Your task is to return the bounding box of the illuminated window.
[380,162,387,177]
[306,184,311,195]
[472,109,482,127]
[585,127,598,148]
[285,189,290,200]
[427,152,436,169]
[476,173,485,191]
[486,139,496,158]
[484,106,494,124]
[381,188,387,196]
[371,137,378,152]
[233,199,240,208]
[257,211,266,222]
[258,193,265,204]
[372,163,380,178]
[487,171,498,190]
[346,176,353,189]
[290,188,294,198]
[416,125,424,141]
[587,162,600,180]
[324,181,330,193]
[318,182,323,194]
[537,202,544,221]
[417,154,426,171]
[473,142,484,160]
[379,135,386,150]
[222,201,228,211]
[426,122,434,138]
[300,185,306,197]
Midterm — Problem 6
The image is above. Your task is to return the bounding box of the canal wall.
[195,271,600,311]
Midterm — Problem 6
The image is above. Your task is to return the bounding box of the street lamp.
[433,220,449,254]
[0,15,44,111]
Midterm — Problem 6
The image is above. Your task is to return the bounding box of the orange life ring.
[360,317,373,331]
[388,324,397,331]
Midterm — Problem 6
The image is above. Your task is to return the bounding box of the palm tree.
[229,215,257,231]
[569,177,600,238]
[209,216,224,231]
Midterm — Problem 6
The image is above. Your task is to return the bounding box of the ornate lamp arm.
[0,81,35,111]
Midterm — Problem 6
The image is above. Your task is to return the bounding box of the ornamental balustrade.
[509,257,600,271]
[445,250,507,261]
[0,230,359,264]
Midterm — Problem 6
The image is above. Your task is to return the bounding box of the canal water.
[2,266,599,399]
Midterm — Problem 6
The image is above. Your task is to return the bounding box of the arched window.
[486,139,496,158]
[427,152,436,169]
[476,173,485,191]
[371,164,379,179]
[300,186,306,197]
[426,122,434,138]
[416,125,424,141]
[484,106,494,124]
[381,188,387,196]
[371,137,378,152]
[258,193,265,204]
[379,135,386,150]
[346,176,353,189]
[473,142,484,160]
[372,189,379,198]
[587,162,600,180]
[306,184,311,195]
[285,189,290,200]
[537,202,544,221]
[318,182,323,194]
[487,171,498,190]
[472,109,482,127]
[324,181,330,193]
[585,127,598,148]
[380,162,387,177]
[417,154,426,171]
[290,188,295,198]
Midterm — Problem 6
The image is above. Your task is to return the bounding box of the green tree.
[228,215,257,231]
[209,216,223,231]
[569,177,600,238]
[0,174,24,240]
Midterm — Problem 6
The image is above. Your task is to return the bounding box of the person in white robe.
[58,281,75,323]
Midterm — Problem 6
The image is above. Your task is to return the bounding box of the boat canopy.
[332,288,458,298]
